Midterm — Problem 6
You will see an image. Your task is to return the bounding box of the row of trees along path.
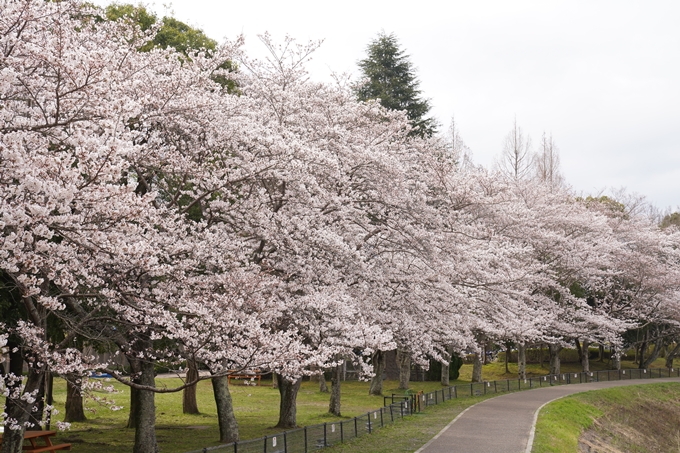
[2,3,680,453]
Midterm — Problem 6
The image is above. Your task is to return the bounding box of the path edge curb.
[524,395,568,453]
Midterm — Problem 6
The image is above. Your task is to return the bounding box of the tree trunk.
[440,360,450,386]
[131,355,158,453]
[211,374,239,443]
[44,372,54,430]
[126,357,141,429]
[310,365,326,391]
[549,344,562,376]
[472,351,483,383]
[581,340,591,373]
[612,346,621,370]
[328,363,341,416]
[641,339,664,369]
[517,343,526,379]
[275,375,301,429]
[124,338,158,453]
[396,349,411,390]
[271,372,279,389]
[27,371,46,429]
[505,342,511,374]
[637,341,645,366]
[64,374,86,423]
[4,341,24,428]
[127,385,139,429]
[575,338,583,364]
[441,347,451,387]
[369,350,385,396]
[599,344,605,362]
[182,357,200,414]
[666,343,680,369]
[1,365,45,453]
[319,372,329,393]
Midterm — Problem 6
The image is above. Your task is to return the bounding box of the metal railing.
[185,366,680,453]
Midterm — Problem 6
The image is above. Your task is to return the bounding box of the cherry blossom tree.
[3,3,680,453]
[0,2,292,451]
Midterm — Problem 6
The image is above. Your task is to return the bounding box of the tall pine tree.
[356,32,436,138]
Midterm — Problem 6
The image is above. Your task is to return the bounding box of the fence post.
[354,417,358,437]
[324,423,327,447]
[264,435,268,453]
[518,378,521,390]
[380,407,384,427]
[390,404,394,422]
[470,383,473,396]
[367,412,372,434]
[234,441,238,453]
[341,420,344,443]
[454,385,457,399]
[304,426,308,453]
[494,380,497,393]
[284,431,287,453]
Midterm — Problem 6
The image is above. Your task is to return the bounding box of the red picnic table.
[0,430,71,453]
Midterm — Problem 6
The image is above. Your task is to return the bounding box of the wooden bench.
[227,369,262,386]
[0,430,71,453]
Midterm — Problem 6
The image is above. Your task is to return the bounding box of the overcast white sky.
[92,0,680,211]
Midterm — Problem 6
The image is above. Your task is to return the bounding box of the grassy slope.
[1,357,668,453]
[532,382,680,453]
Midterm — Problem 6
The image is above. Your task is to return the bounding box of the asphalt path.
[415,377,680,453]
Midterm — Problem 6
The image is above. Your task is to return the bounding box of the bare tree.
[448,116,474,171]
[534,132,564,190]
[497,118,532,179]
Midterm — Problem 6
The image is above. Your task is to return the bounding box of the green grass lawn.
[2,356,670,453]
[47,378,461,453]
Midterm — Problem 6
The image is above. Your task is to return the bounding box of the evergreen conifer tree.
[356,32,436,138]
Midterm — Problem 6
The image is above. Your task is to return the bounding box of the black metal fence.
[185,366,680,453]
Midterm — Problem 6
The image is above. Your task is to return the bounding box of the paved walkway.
[415,377,680,453]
